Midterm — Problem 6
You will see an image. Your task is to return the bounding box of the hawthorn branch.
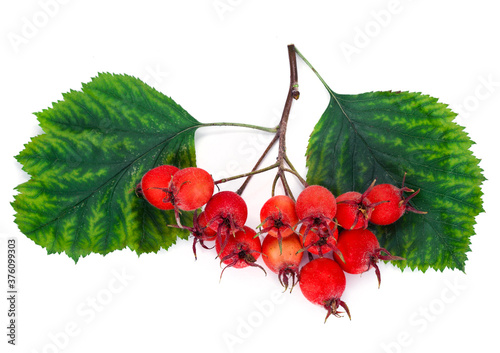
[272,44,300,201]
[218,44,304,198]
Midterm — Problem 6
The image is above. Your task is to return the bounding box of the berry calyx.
[333,229,405,288]
[204,191,248,254]
[168,211,216,260]
[205,191,248,231]
[298,221,342,260]
[215,226,265,280]
[261,233,303,292]
[260,195,298,238]
[192,211,216,258]
[259,195,299,253]
[299,257,350,321]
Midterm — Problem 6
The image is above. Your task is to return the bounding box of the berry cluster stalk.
[273,44,301,200]
[214,44,307,200]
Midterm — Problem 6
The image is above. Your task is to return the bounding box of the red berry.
[215,226,265,279]
[334,229,378,274]
[333,229,404,288]
[172,167,214,211]
[296,185,337,220]
[197,211,216,242]
[204,191,248,253]
[367,176,426,226]
[204,191,248,232]
[140,165,179,210]
[299,258,350,321]
[336,191,372,230]
[261,233,303,292]
[367,184,405,225]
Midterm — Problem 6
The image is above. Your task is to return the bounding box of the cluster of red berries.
[137,165,425,321]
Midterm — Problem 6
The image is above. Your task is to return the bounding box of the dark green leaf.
[13,73,200,262]
[306,90,484,272]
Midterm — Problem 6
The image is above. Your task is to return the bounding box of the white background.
[1,0,499,352]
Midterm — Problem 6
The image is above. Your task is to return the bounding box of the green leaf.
[306,89,484,272]
[13,73,201,262]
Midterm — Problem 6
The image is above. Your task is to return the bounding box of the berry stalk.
[236,133,280,195]
[214,162,280,185]
[200,121,279,133]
